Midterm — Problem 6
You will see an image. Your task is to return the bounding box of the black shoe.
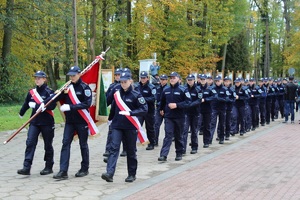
[125,175,136,182]
[216,137,219,141]
[103,157,108,163]
[219,140,224,144]
[101,173,113,182]
[272,119,274,121]
[240,132,245,136]
[17,168,30,175]
[266,122,270,125]
[230,132,235,136]
[146,145,154,150]
[282,121,287,123]
[103,151,109,157]
[199,131,203,135]
[158,156,167,161]
[225,136,230,141]
[120,151,127,157]
[203,144,209,148]
[175,155,182,161]
[251,128,256,131]
[261,123,265,126]
[75,170,89,177]
[291,121,295,124]
[190,149,197,154]
[53,171,68,180]
[246,129,250,132]
[40,168,53,175]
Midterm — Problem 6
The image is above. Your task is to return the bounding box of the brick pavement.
[120,120,300,200]
[0,115,299,199]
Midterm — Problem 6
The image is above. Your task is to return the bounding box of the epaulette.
[178,85,186,92]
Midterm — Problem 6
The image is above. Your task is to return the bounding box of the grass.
[0,104,65,132]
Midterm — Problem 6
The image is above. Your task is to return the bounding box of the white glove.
[36,103,46,113]
[107,120,112,126]
[119,111,130,116]
[28,102,36,108]
[19,114,23,119]
[60,104,71,112]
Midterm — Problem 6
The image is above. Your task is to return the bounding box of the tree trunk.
[126,0,132,58]
[90,0,96,60]
[72,0,78,66]
[221,43,227,72]
[45,59,58,90]
[64,18,71,81]
[0,0,14,88]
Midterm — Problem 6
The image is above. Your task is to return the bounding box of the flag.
[81,60,108,125]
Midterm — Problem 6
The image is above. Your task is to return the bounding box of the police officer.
[243,79,252,132]
[53,66,93,180]
[248,78,262,131]
[233,77,249,135]
[135,71,156,150]
[154,74,169,146]
[18,71,56,175]
[222,76,236,139]
[265,77,275,124]
[158,72,191,161]
[276,78,285,119]
[258,78,267,126]
[197,74,215,147]
[183,74,202,154]
[101,72,148,182]
[210,75,228,144]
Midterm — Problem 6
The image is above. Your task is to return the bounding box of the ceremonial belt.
[29,89,54,117]
[114,90,148,144]
[67,85,99,136]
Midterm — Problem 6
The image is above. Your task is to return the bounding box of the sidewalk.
[0,116,298,199]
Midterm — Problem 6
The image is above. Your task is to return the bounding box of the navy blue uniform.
[106,86,148,177]
[248,84,262,130]
[154,83,169,145]
[198,83,215,146]
[276,83,285,118]
[19,84,56,171]
[57,78,92,173]
[258,84,267,125]
[135,81,156,147]
[223,85,236,138]
[159,82,191,158]
[233,85,249,134]
[265,83,276,124]
[210,85,229,142]
[183,83,202,152]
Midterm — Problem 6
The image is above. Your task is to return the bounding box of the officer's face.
[215,80,222,86]
[169,76,179,85]
[249,81,254,86]
[34,77,46,87]
[70,73,81,83]
[140,77,148,84]
[187,79,194,86]
[114,74,121,81]
[120,79,132,91]
[200,79,206,85]
[160,79,168,86]
[235,82,241,87]
[207,79,213,84]
[224,80,230,87]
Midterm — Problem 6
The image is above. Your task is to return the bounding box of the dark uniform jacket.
[156,84,169,108]
[234,85,249,107]
[199,83,215,113]
[249,84,262,105]
[225,85,236,111]
[185,83,202,116]
[160,82,191,119]
[211,84,229,111]
[19,84,56,126]
[285,82,298,101]
[110,86,148,130]
[59,78,92,124]
[277,83,285,100]
[135,81,156,113]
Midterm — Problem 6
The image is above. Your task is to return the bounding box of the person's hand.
[19,114,23,119]
[107,120,112,126]
[60,104,70,112]
[160,110,164,116]
[36,103,46,113]
[28,102,36,108]
[168,103,177,109]
[236,95,239,99]
[119,111,130,116]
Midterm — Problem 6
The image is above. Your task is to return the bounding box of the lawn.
[0,104,65,132]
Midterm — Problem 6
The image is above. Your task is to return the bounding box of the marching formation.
[16,65,300,184]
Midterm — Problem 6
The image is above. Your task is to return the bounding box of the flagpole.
[3,48,110,144]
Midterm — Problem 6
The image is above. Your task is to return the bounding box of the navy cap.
[169,71,180,77]
[234,77,241,83]
[214,75,222,81]
[33,71,47,78]
[123,68,131,74]
[186,74,195,80]
[274,79,278,83]
[283,78,288,81]
[114,68,122,75]
[268,77,273,81]
[119,72,132,81]
[199,74,207,79]
[140,71,148,78]
[263,77,268,82]
[67,66,81,75]
[207,75,212,79]
[160,74,168,80]
[294,80,298,83]
[277,78,282,82]
[249,78,255,82]
[224,76,231,81]
[258,78,264,82]
[240,77,244,81]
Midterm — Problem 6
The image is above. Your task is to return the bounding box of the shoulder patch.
[152,89,156,95]
[226,91,230,95]
[212,89,217,94]
[138,97,146,104]
[85,89,91,97]
[198,93,203,99]
[185,92,191,98]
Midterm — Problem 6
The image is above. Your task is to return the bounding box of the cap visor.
[67,72,78,76]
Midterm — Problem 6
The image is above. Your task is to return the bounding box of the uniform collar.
[36,83,47,92]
